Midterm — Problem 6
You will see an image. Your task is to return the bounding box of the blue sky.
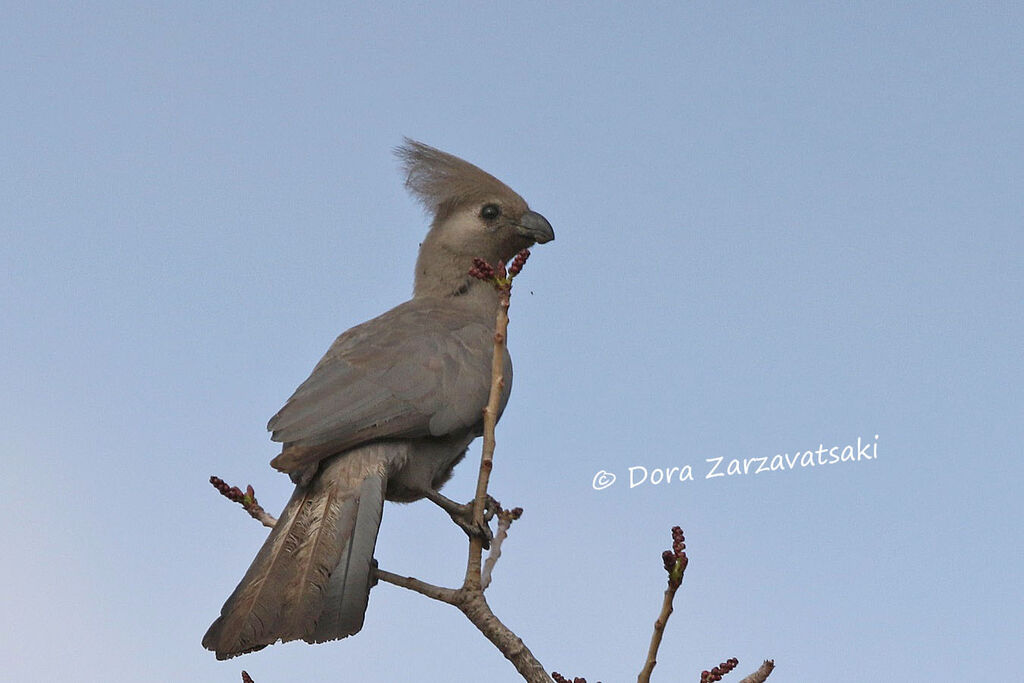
[2,3,1021,681]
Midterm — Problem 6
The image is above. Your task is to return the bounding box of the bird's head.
[397,139,553,298]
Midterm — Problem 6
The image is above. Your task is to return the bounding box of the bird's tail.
[203,443,400,660]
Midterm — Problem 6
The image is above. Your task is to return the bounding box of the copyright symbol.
[592,470,616,490]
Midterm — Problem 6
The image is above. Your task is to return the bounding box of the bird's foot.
[424,490,497,549]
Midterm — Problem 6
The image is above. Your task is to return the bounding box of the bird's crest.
[396,138,526,218]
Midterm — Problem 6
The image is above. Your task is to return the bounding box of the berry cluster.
[209,475,257,507]
[469,257,496,281]
[508,248,531,276]
[552,673,592,683]
[700,657,739,682]
[468,249,532,287]
[661,525,689,587]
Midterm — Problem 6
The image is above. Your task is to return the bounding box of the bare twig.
[375,569,458,603]
[448,250,551,680]
[638,526,688,682]
[375,569,551,682]
[638,587,677,682]
[209,476,278,528]
[463,256,514,590]
[482,506,523,589]
[454,588,550,682]
[738,660,775,683]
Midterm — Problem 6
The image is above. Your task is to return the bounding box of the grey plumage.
[203,139,553,659]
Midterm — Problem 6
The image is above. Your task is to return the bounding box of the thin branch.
[738,660,775,683]
[209,476,277,528]
[638,585,678,682]
[638,526,688,683]
[482,506,523,590]
[375,569,458,603]
[464,259,512,590]
[454,589,551,683]
[376,569,550,682]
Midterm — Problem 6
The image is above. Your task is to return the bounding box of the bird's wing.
[267,299,501,474]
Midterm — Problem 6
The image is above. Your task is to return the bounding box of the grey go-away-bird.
[203,139,554,659]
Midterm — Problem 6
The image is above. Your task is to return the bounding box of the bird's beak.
[516,211,555,244]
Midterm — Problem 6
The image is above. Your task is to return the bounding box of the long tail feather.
[203,443,399,659]
[309,473,386,642]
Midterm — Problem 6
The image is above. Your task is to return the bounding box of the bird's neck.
[412,243,501,307]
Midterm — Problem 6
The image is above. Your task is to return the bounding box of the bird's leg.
[423,489,496,548]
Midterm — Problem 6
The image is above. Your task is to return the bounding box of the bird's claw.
[451,512,494,549]
[425,490,498,548]
[449,495,498,549]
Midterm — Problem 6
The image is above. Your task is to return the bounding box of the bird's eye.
[480,204,501,220]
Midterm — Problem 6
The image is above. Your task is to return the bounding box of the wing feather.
[267,298,499,474]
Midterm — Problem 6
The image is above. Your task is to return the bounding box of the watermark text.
[592,434,879,490]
